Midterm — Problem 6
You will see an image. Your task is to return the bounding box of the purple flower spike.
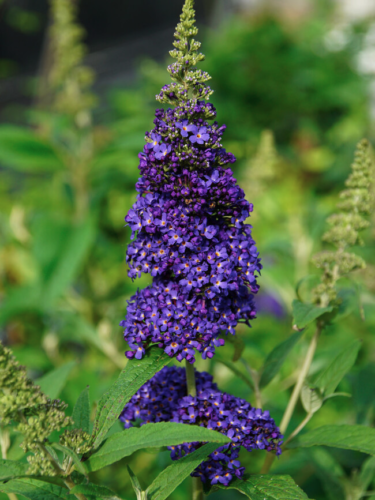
[120,367,282,486]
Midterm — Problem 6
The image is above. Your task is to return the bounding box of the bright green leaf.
[0,477,68,499]
[86,422,230,472]
[314,340,361,396]
[212,474,309,499]
[292,300,333,329]
[0,459,29,480]
[146,443,219,500]
[90,348,171,449]
[127,465,143,499]
[35,361,75,399]
[0,125,64,172]
[72,386,90,434]
[288,425,375,455]
[260,331,303,388]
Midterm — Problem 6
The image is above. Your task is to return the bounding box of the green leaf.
[72,386,90,433]
[51,443,88,476]
[292,300,333,329]
[70,483,124,500]
[90,348,171,449]
[41,218,96,308]
[301,384,323,414]
[146,443,219,500]
[127,465,144,500]
[223,333,245,362]
[305,449,345,500]
[0,477,68,499]
[0,459,29,480]
[289,425,375,455]
[86,422,231,472]
[216,355,254,391]
[260,331,303,388]
[360,456,375,491]
[0,125,64,172]
[212,474,309,499]
[35,361,75,399]
[314,340,361,396]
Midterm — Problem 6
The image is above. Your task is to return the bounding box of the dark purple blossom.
[120,367,282,486]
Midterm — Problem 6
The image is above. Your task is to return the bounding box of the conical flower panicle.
[312,139,373,307]
[121,0,262,362]
[120,367,282,485]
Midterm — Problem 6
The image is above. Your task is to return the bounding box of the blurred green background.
[1,0,375,499]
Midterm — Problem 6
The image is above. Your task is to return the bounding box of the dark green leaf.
[360,456,375,491]
[0,477,68,499]
[223,334,245,362]
[0,459,29,480]
[305,449,345,500]
[35,361,76,399]
[127,465,143,498]
[0,125,64,172]
[51,443,87,476]
[292,300,333,329]
[70,483,123,499]
[288,425,375,454]
[90,348,171,449]
[213,474,309,499]
[216,355,254,390]
[146,443,219,500]
[260,331,303,388]
[72,386,90,434]
[314,340,361,396]
[86,422,230,472]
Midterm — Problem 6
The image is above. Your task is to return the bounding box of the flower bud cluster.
[0,342,72,475]
[120,367,282,486]
[312,139,373,306]
[121,100,261,361]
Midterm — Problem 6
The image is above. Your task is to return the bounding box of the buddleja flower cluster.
[120,0,261,363]
[120,367,282,486]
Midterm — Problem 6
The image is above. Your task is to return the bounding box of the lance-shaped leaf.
[127,466,145,500]
[35,361,76,399]
[288,425,375,455]
[360,456,375,492]
[0,459,29,481]
[301,384,323,414]
[90,348,171,449]
[146,443,219,500]
[212,474,309,499]
[0,477,68,499]
[70,482,124,499]
[314,340,361,396]
[86,422,230,472]
[71,386,90,433]
[260,331,303,388]
[292,300,333,329]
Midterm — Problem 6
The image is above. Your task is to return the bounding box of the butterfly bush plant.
[0,1,374,500]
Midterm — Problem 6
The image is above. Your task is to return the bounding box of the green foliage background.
[0,3,375,499]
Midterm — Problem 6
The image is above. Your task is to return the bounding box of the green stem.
[282,412,313,448]
[185,361,204,500]
[261,324,322,474]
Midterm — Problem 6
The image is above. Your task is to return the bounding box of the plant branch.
[261,324,322,474]
[185,361,204,500]
[282,412,313,448]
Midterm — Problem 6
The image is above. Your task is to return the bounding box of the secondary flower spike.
[120,0,262,361]
[120,367,282,486]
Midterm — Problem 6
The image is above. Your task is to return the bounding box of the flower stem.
[260,324,322,474]
[282,412,313,448]
[185,361,204,500]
